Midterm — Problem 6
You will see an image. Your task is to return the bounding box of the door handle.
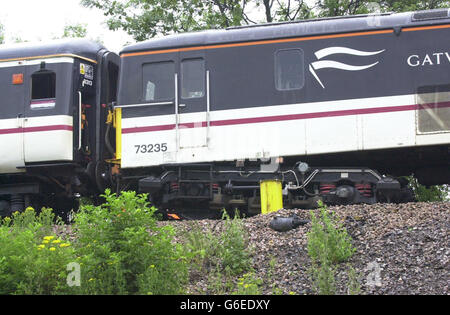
[17,114,23,128]
[179,104,186,108]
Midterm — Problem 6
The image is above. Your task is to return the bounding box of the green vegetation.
[0,191,187,294]
[406,176,449,202]
[307,201,358,295]
[0,208,75,294]
[183,211,262,294]
[183,212,252,276]
[71,189,187,294]
[62,23,88,38]
[81,0,450,41]
[346,265,362,295]
[307,201,356,264]
[0,190,260,295]
[0,23,4,44]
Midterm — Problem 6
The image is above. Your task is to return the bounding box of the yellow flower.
[37,245,45,249]
[289,291,296,295]
[42,240,49,244]
[52,239,62,244]
[60,243,71,248]
[43,236,55,241]
[49,247,56,251]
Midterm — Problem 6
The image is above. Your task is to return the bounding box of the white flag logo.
[309,47,386,88]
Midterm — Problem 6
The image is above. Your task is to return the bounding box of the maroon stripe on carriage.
[121,101,450,134]
[0,125,73,135]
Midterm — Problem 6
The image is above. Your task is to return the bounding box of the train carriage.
[0,9,449,216]
[0,39,119,214]
[116,9,450,212]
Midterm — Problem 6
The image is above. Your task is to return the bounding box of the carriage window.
[416,85,450,133]
[275,49,304,91]
[31,70,56,100]
[181,58,205,99]
[143,61,175,102]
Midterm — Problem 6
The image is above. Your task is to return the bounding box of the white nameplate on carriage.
[30,99,56,109]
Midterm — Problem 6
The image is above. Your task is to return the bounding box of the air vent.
[412,9,449,21]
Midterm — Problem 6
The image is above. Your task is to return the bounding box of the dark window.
[142,61,175,102]
[107,62,119,103]
[31,70,56,100]
[275,49,304,91]
[181,58,205,99]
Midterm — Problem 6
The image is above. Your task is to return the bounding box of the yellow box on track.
[260,180,283,214]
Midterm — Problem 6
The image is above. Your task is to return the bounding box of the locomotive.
[0,8,449,216]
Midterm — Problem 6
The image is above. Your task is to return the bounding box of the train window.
[142,61,175,102]
[416,85,450,133]
[31,70,56,100]
[181,58,205,99]
[275,49,304,91]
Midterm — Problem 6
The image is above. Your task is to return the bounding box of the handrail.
[175,73,179,151]
[206,70,210,146]
[78,91,82,150]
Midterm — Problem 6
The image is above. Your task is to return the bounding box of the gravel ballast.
[164,202,449,295]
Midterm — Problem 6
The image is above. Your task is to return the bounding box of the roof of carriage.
[120,8,450,55]
[0,38,106,63]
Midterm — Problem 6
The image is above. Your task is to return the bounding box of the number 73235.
[135,143,168,154]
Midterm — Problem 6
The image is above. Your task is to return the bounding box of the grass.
[307,201,359,295]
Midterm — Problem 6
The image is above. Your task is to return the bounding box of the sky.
[0,0,133,53]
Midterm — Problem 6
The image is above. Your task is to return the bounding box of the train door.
[177,50,209,149]
[23,61,73,163]
[76,59,98,161]
[0,62,26,173]
[119,52,179,168]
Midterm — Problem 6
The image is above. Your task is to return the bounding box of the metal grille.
[412,9,449,21]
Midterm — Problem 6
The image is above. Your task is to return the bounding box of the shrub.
[307,201,355,264]
[219,211,253,275]
[72,189,188,294]
[406,176,449,202]
[309,256,336,295]
[184,211,252,276]
[307,201,357,295]
[0,207,75,295]
[346,265,361,295]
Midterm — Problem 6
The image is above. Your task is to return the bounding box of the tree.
[81,0,450,41]
[80,0,313,41]
[59,23,104,45]
[0,22,4,44]
[377,0,450,12]
[314,0,450,17]
[62,23,88,38]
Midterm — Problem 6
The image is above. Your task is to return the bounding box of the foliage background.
[80,0,450,41]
